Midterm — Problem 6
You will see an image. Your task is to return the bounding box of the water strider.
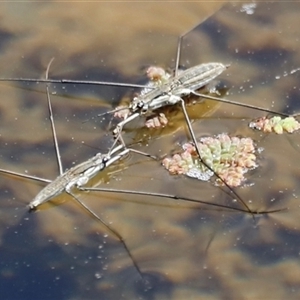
[0,71,284,282]
[1,65,284,214]
[1,58,286,285]
[0,31,290,215]
[1,3,299,299]
[2,59,158,211]
[0,60,157,279]
[0,2,291,232]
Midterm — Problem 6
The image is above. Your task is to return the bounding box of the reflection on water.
[1,2,300,299]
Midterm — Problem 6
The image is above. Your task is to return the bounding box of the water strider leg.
[79,187,286,215]
[0,61,149,280]
[178,97,253,214]
[66,190,144,280]
[0,168,51,184]
[0,23,290,215]
[45,58,64,176]
[166,21,287,213]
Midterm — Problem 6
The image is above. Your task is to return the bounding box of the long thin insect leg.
[26,70,150,276]
[191,91,289,117]
[67,190,144,280]
[108,111,141,157]
[179,98,253,214]
[107,137,123,157]
[174,21,203,77]
[169,20,253,214]
[174,12,221,76]
[108,116,158,161]
[80,187,286,215]
[0,77,152,90]
[112,112,140,138]
[174,33,182,77]
[114,128,158,161]
[45,58,64,176]
[0,168,51,184]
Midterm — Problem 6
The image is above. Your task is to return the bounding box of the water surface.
[1,2,300,300]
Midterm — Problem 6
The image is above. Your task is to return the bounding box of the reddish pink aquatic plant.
[145,113,168,128]
[249,116,300,134]
[162,134,257,187]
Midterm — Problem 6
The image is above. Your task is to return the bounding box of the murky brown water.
[1,2,300,300]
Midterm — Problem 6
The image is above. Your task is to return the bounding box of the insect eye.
[137,101,144,109]
[141,105,149,113]
[102,156,109,164]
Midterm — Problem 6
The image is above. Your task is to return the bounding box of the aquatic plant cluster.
[249,116,300,134]
[162,134,257,187]
[162,115,300,187]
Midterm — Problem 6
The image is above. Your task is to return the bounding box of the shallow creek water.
[1,2,300,300]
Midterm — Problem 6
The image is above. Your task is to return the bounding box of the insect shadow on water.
[0,10,289,285]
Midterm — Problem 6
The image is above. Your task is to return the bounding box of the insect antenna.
[98,106,128,117]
